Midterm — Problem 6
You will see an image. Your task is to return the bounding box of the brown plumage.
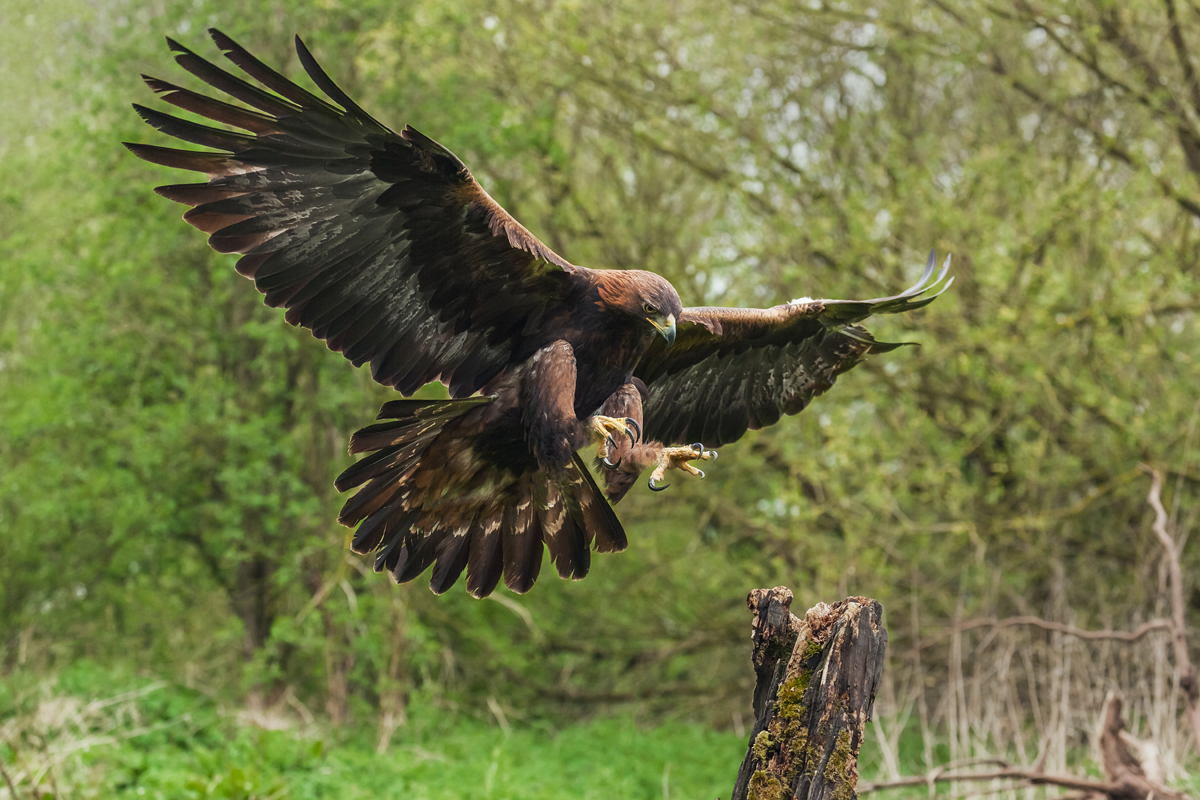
[128,30,950,597]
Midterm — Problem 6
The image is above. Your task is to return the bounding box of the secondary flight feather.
[128,30,952,597]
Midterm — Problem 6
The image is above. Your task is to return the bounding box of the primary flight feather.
[128,30,951,597]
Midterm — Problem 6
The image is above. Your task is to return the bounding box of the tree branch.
[0,756,22,800]
[1140,463,1200,748]
[957,615,1173,642]
[1010,0,1200,176]
[863,693,1192,798]
[989,53,1200,218]
[1095,6,1200,177]
[1165,0,1200,120]
[861,766,1124,795]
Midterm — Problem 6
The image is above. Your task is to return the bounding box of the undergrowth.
[0,662,744,799]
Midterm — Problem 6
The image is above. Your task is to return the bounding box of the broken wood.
[732,588,887,800]
[1094,691,1189,800]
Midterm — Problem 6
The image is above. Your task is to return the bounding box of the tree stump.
[1092,691,1190,800]
[732,588,887,800]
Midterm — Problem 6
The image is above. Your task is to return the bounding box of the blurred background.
[2,0,1199,797]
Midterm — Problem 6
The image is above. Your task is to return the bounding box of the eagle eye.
[643,302,656,315]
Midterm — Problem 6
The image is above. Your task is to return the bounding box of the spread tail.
[335,398,626,597]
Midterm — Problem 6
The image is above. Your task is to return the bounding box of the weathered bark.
[733,591,887,800]
[746,587,803,720]
[1093,691,1190,800]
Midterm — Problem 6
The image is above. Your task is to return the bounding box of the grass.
[7,661,1200,799]
[0,661,746,799]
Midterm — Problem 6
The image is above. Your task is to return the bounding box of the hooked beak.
[650,313,677,346]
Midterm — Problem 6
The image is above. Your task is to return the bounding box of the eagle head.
[595,269,682,346]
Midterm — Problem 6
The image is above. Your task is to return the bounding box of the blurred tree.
[0,0,1196,744]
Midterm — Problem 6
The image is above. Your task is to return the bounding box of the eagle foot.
[648,442,718,492]
[590,415,641,466]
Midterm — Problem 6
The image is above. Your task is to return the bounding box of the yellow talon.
[590,415,641,465]
[648,443,717,491]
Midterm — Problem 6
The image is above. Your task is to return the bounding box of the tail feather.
[376,396,491,421]
[502,479,544,594]
[348,413,464,455]
[373,531,407,573]
[337,397,627,597]
[466,511,504,599]
[334,445,409,494]
[349,497,400,552]
[393,528,442,584]
[544,511,590,580]
[336,450,420,522]
[573,454,628,553]
[429,527,472,595]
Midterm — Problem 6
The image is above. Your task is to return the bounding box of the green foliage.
[2,0,1199,792]
[1,666,742,798]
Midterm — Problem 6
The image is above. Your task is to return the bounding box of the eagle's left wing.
[633,252,952,447]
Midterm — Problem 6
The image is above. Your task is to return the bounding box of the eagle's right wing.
[127,29,588,398]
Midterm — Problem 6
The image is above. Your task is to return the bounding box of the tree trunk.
[732,588,887,800]
[234,553,276,656]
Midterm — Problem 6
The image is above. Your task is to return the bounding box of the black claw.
[696,469,705,479]
[602,455,623,468]
[648,477,670,492]
[606,434,618,452]
[690,442,704,455]
[625,417,642,444]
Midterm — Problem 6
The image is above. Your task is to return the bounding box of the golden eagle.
[127,31,951,598]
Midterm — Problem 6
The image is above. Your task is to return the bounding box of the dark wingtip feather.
[124,141,229,174]
[211,27,342,115]
[142,74,171,92]
[293,32,389,130]
[131,103,156,123]
[133,103,253,151]
[153,182,242,206]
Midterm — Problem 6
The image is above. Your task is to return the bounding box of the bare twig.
[860,767,1124,795]
[958,616,1174,642]
[861,716,1192,800]
[83,681,167,713]
[912,614,1173,652]
[1140,464,1200,750]
[0,755,22,800]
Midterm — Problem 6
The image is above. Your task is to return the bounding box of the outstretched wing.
[634,252,952,447]
[127,29,586,397]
